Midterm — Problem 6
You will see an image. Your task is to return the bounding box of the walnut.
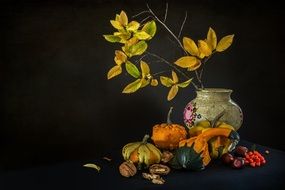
[152,178,165,185]
[119,161,137,177]
[161,151,174,163]
[149,164,170,175]
[142,173,165,185]
[142,172,160,180]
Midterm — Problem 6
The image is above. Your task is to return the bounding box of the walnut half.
[149,164,170,175]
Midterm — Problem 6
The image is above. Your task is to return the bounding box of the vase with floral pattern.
[183,88,243,130]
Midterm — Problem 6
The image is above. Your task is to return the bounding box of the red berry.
[232,157,245,169]
[221,153,234,165]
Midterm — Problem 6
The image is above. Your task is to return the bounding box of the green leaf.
[177,79,192,88]
[83,163,101,172]
[134,31,151,40]
[250,144,256,151]
[142,21,156,38]
[129,41,148,56]
[103,35,121,43]
[125,61,140,78]
[122,79,142,93]
[160,76,174,87]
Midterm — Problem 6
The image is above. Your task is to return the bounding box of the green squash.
[170,145,205,171]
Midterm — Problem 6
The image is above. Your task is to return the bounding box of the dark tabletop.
[1,140,285,190]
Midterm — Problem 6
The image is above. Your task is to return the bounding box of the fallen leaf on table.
[102,157,112,162]
[83,163,101,172]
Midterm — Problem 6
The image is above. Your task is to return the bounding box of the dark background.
[1,0,285,170]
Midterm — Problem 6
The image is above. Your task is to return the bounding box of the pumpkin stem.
[142,134,150,144]
[167,107,173,124]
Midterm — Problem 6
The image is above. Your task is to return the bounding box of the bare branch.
[178,11,187,38]
[136,54,149,64]
[140,16,154,25]
[152,70,171,77]
[146,3,187,55]
[163,3,168,23]
[132,10,150,18]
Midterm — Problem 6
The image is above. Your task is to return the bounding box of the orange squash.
[151,107,187,150]
[179,128,239,166]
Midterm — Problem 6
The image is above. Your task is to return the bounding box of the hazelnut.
[231,157,245,169]
[235,146,248,157]
[119,161,137,177]
[221,153,234,165]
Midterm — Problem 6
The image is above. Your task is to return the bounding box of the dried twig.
[163,3,168,22]
[132,10,150,18]
[146,4,187,55]
[178,11,188,38]
[140,16,154,25]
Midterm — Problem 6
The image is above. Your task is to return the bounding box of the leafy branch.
[103,4,234,101]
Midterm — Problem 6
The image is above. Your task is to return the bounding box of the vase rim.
[197,88,233,93]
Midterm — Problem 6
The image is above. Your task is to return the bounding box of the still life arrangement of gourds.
[100,5,268,185]
[118,107,267,185]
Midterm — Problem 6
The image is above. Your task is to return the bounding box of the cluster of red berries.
[244,151,266,167]
[221,146,267,169]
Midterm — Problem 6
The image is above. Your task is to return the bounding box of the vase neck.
[196,88,232,101]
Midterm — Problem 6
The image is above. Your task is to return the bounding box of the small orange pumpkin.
[151,107,187,150]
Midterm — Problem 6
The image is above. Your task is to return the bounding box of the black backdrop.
[1,0,285,169]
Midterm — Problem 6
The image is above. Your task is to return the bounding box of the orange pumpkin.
[151,107,187,150]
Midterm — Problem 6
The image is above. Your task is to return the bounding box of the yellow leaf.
[114,50,127,65]
[126,21,140,32]
[167,85,178,101]
[122,79,142,93]
[172,71,179,83]
[216,34,234,52]
[113,31,131,43]
[183,37,199,56]
[125,37,139,47]
[141,79,150,88]
[175,56,198,68]
[187,59,201,71]
[134,31,151,40]
[178,79,192,88]
[140,61,150,77]
[115,14,120,21]
[103,35,121,43]
[110,20,123,30]
[107,65,122,79]
[160,76,174,87]
[83,163,101,172]
[198,40,212,57]
[119,11,128,26]
[151,79,158,86]
[206,27,217,50]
